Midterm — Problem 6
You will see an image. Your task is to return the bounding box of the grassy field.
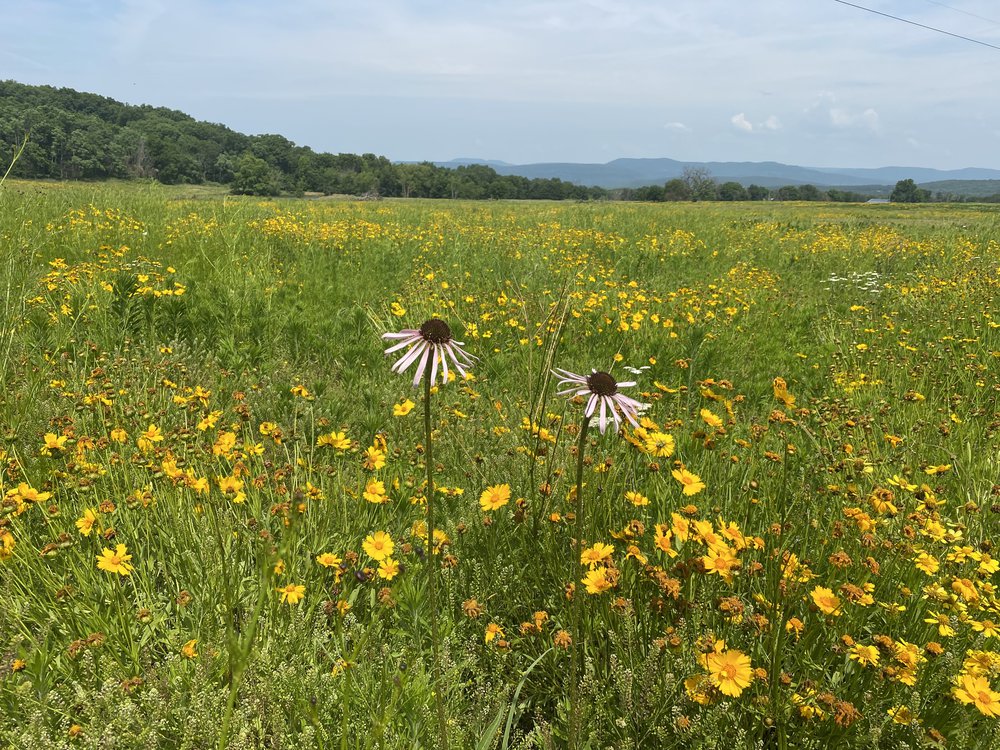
[1,180,998,749]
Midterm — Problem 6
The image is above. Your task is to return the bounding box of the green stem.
[569,416,590,750]
[424,372,450,750]
[218,565,267,750]
[340,613,350,750]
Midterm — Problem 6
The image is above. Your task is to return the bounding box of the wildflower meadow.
[1,180,998,749]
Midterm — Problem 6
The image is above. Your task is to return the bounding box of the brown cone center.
[420,318,452,344]
[587,371,618,397]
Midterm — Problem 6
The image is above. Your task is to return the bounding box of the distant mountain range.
[435,158,1000,191]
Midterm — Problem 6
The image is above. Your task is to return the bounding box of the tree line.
[0,81,604,199]
[617,168,877,203]
[4,82,994,203]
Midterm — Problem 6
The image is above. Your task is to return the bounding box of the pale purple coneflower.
[553,368,648,434]
[382,318,475,387]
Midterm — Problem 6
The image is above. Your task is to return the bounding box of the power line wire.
[921,0,1000,29]
[831,0,1000,51]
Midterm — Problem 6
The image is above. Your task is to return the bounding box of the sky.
[3,0,1000,169]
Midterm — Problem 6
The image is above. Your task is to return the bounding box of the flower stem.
[424,372,450,750]
[569,415,590,750]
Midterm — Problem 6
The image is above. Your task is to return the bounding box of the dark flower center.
[587,371,618,397]
[420,318,452,344]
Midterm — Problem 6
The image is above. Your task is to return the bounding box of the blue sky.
[3,0,1000,168]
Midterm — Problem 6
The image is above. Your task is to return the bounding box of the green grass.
[1,181,999,749]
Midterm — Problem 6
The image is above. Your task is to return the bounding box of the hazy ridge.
[434,158,1000,192]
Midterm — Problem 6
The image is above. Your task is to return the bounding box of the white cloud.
[829,107,880,131]
[731,113,754,132]
[2,0,999,166]
[731,113,781,133]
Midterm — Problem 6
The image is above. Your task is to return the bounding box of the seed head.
[587,371,618,397]
[420,318,452,344]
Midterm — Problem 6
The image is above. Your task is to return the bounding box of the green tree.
[718,181,748,201]
[663,178,692,201]
[231,152,279,196]
[633,184,665,201]
[890,179,929,203]
[681,166,717,201]
[797,184,824,201]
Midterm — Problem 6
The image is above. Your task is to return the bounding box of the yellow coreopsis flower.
[654,525,678,558]
[212,431,237,456]
[772,377,795,408]
[705,648,753,697]
[1,530,15,560]
[96,544,134,576]
[41,432,68,455]
[701,547,739,580]
[971,619,999,639]
[953,674,1000,717]
[316,552,342,568]
[924,612,956,637]
[217,475,246,504]
[580,542,614,568]
[810,586,842,616]
[75,508,99,536]
[137,424,163,453]
[848,644,880,667]
[317,431,352,450]
[887,705,916,725]
[181,639,198,659]
[393,398,415,416]
[672,468,705,496]
[362,446,386,471]
[197,411,221,431]
[643,431,675,457]
[479,483,511,512]
[914,552,940,575]
[700,408,724,429]
[278,584,305,605]
[378,558,400,580]
[625,544,648,564]
[671,512,691,542]
[625,490,649,506]
[582,566,614,594]
[364,479,388,504]
[363,531,394,561]
[684,674,714,705]
[485,622,504,643]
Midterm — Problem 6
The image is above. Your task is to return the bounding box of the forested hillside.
[0,81,604,199]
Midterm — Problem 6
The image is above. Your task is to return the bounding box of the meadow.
[0,180,998,749]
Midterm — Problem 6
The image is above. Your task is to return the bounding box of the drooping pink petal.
[392,340,428,374]
[384,334,423,355]
[382,329,420,340]
[440,345,450,383]
[412,345,432,387]
[430,347,440,386]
